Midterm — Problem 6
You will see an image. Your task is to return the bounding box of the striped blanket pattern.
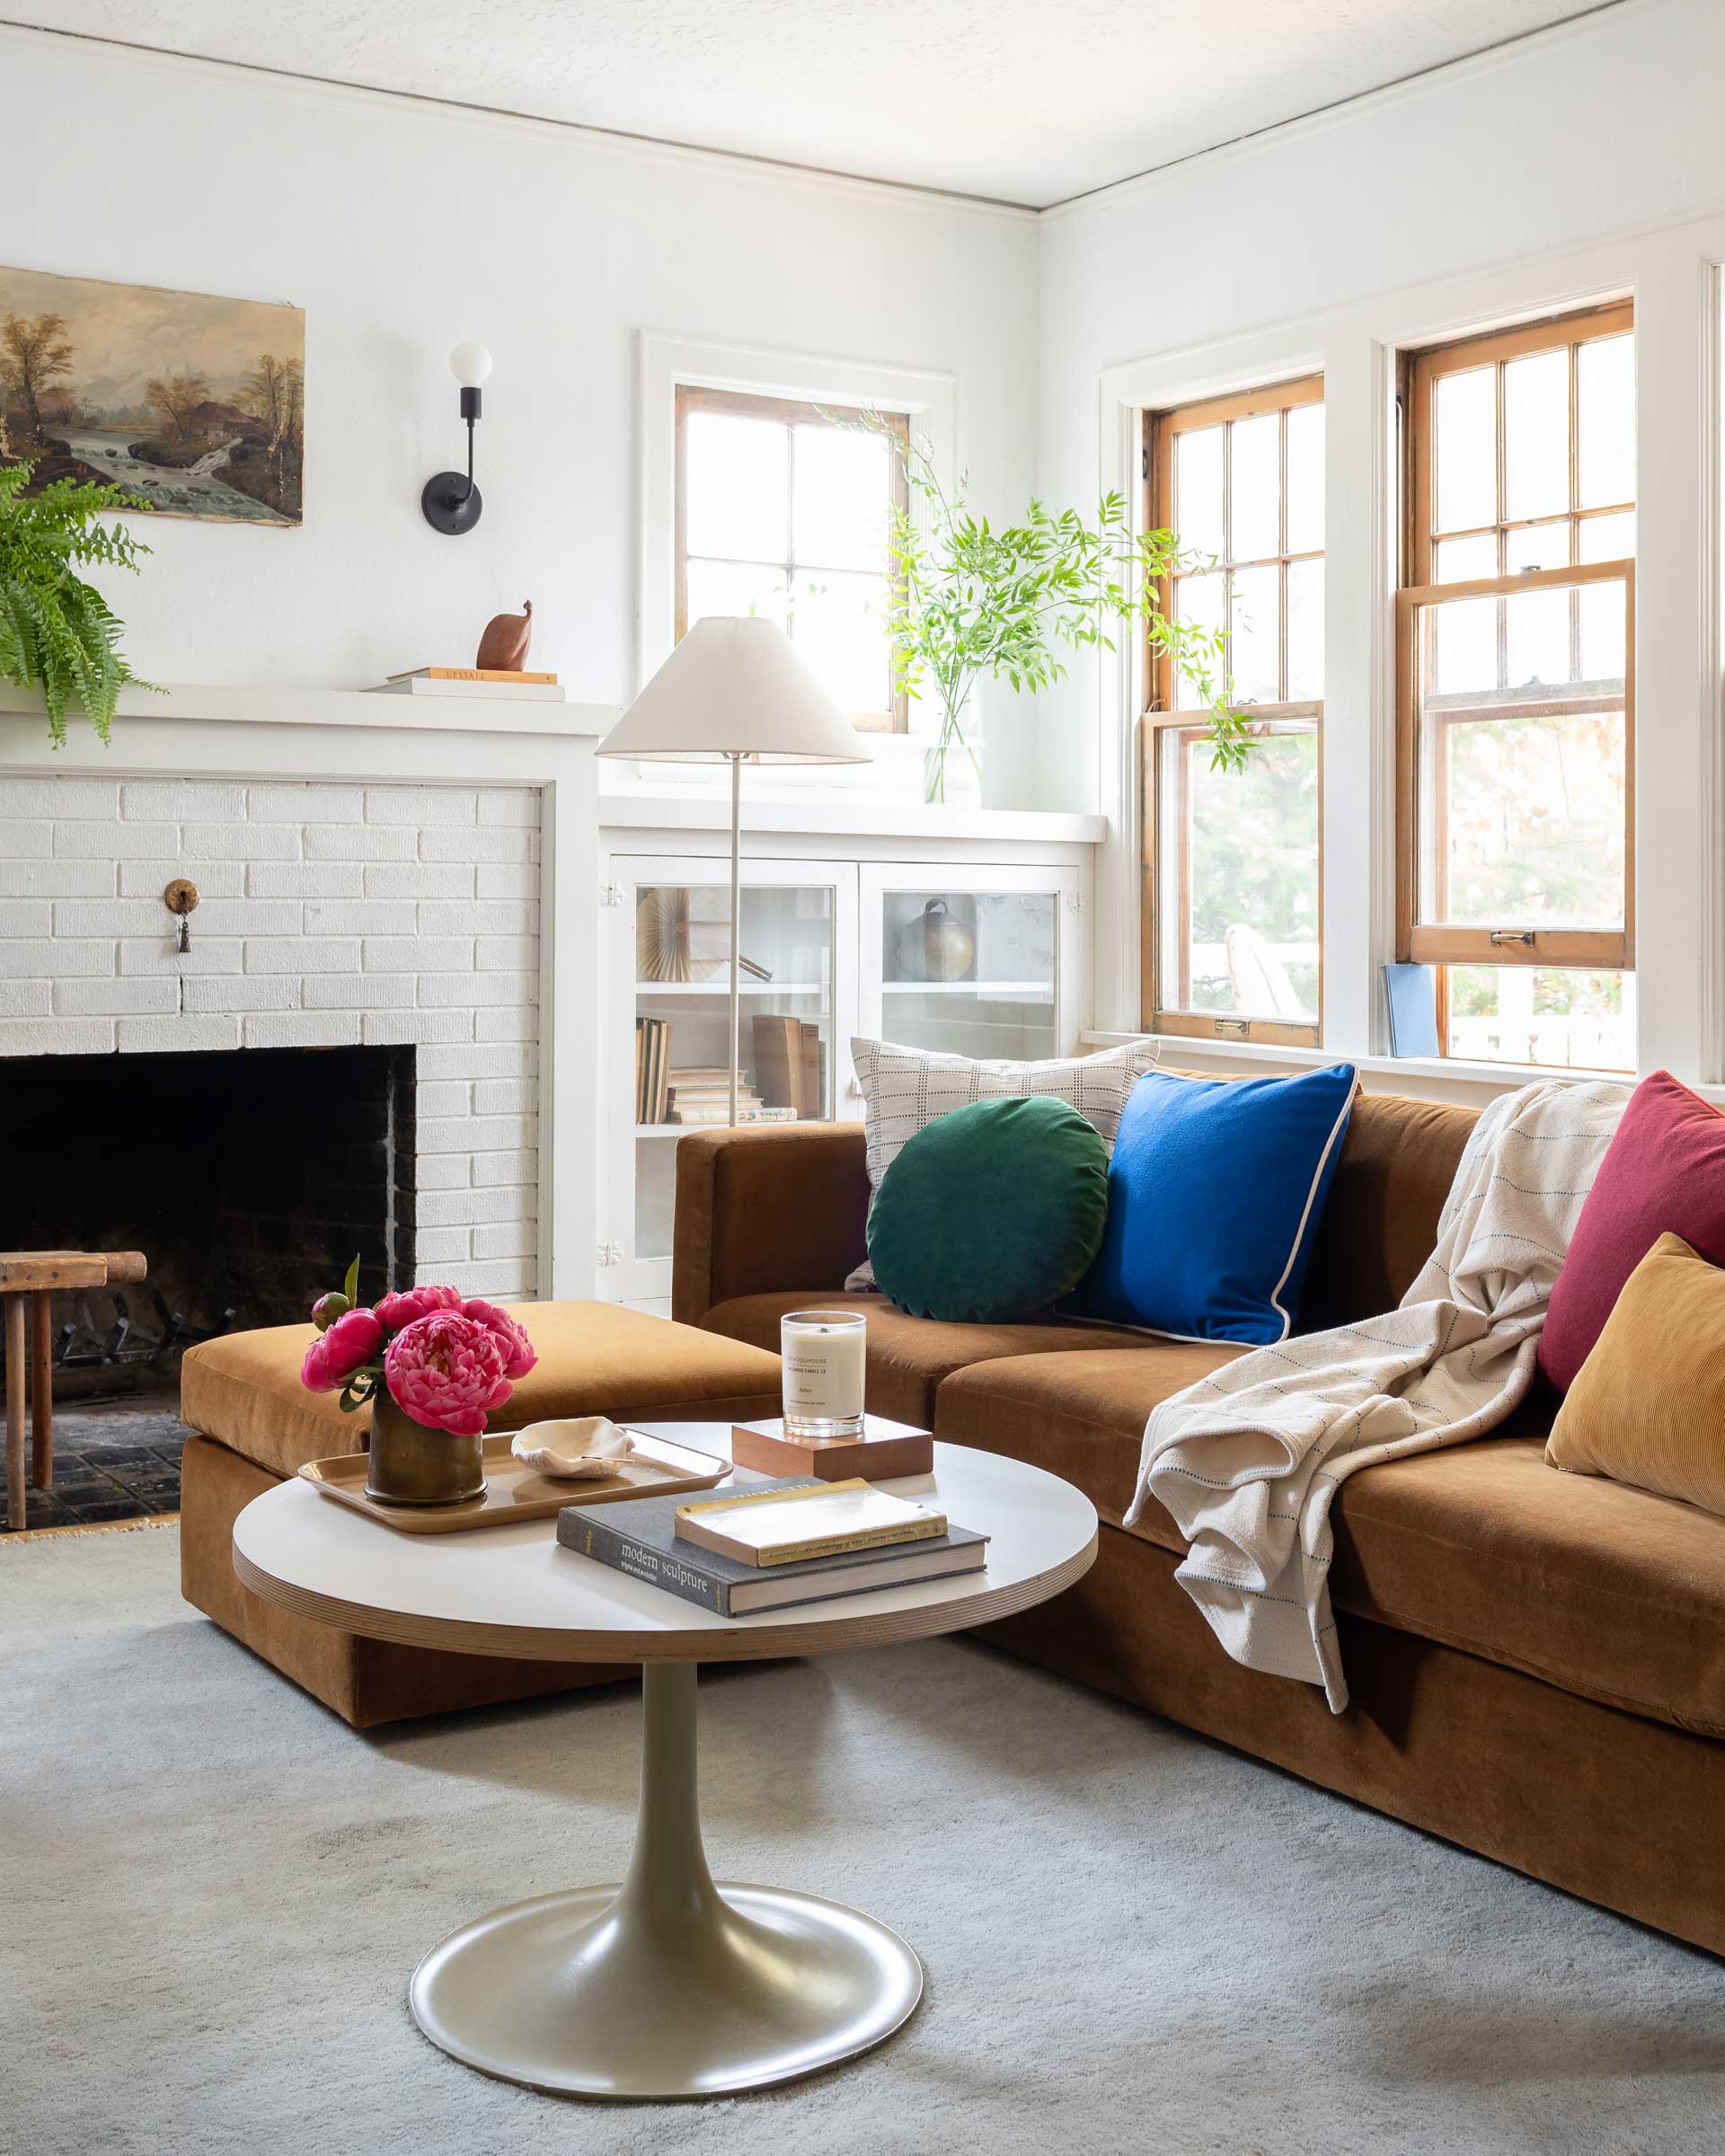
[1121,1078,1630,1711]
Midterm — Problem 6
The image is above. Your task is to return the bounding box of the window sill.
[1080,1029,1651,1109]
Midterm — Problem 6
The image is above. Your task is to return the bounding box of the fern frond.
[0,460,156,747]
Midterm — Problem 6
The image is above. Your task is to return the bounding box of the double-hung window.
[1398,303,1635,1069]
[1142,376,1324,1045]
[675,385,908,732]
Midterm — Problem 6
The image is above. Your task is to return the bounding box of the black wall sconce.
[421,341,491,535]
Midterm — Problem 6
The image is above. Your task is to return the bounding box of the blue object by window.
[1070,1064,1358,1346]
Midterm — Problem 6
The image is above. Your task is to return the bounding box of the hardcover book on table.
[674,1478,944,1566]
[556,1479,987,1617]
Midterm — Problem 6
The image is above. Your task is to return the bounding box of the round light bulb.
[448,341,492,388]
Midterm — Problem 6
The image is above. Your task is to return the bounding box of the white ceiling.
[17,0,1618,207]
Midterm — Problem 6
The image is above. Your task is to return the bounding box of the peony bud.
[312,1291,351,1332]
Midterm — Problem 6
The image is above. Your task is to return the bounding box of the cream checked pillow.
[845,1036,1163,1291]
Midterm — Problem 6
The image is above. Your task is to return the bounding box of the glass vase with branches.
[872,420,1248,804]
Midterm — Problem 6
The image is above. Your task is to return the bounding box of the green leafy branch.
[0,461,158,747]
[854,415,1251,798]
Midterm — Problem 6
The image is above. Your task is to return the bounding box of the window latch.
[1489,929,1536,948]
[1214,1018,1252,1037]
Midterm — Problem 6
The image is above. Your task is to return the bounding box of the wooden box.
[730,1413,933,1482]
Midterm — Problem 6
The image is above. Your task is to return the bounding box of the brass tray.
[296,1429,730,1534]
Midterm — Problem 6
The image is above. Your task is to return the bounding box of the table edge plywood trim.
[231,1533,1099,1664]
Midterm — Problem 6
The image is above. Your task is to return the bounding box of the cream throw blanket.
[1121,1078,1629,1712]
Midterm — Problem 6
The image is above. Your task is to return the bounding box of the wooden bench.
[2,1251,147,1531]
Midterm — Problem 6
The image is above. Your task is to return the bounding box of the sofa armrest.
[672,1123,871,1326]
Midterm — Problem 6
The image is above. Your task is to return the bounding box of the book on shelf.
[752,1016,823,1118]
[368,669,566,700]
[388,666,561,684]
[672,1105,796,1127]
[800,1021,822,1118]
[752,1013,802,1114]
[556,1479,987,1617]
[675,1477,945,1567]
[635,1015,671,1125]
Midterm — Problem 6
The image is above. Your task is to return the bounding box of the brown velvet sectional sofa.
[675,1091,1725,1959]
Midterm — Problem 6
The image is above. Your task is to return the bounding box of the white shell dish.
[511,1417,638,1479]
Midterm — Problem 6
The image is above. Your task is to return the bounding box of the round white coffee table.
[233,1427,1096,2101]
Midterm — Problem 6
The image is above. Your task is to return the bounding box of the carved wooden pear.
[475,598,533,672]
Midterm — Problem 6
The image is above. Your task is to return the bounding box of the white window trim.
[636,331,957,796]
[1088,216,1724,1097]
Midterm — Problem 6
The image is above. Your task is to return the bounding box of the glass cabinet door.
[862,869,1073,1061]
[608,857,853,1305]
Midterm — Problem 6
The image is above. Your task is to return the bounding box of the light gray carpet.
[4,1526,1723,2156]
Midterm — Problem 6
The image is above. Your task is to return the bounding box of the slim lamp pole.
[728,751,742,1130]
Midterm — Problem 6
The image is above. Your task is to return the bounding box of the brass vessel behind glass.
[366,1387,487,1507]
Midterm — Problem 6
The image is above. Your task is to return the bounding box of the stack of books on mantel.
[369,667,567,701]
[666,1067,796,1128]
[557,1477,987,1617]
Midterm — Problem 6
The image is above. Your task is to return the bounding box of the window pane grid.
[1166,394,1324,715]
[1419,312,1633,578]
[1146,376,1323,1044]
[676,386,907,730]
[1403,306,1635,1072]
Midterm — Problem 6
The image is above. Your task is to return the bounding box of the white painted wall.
[1037,0,1725,1090]
[0,23,1039,781]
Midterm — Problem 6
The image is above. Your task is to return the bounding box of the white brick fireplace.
[0,685,611,1306]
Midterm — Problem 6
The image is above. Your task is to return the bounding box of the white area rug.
[4,1524,1723,2156]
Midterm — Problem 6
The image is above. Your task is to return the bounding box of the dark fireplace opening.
[3,1044,416,1397]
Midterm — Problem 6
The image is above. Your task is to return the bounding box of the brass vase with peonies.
[365,1386,487,1507]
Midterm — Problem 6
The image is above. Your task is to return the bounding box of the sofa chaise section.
[677,1101,1725,1957]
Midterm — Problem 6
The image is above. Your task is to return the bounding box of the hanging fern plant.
[0,460,157,747]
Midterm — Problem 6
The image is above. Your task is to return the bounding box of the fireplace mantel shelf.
[0,682,615,744]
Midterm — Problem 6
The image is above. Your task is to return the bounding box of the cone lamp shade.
[597,619,871,1125]
[597,617,872,764]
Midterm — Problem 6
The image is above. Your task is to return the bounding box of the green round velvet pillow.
[866,1093,1110,1324]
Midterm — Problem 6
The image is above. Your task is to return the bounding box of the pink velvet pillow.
[1540,1070,1725,1393]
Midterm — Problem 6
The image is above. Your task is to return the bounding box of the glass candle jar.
[780,1310,867,1439]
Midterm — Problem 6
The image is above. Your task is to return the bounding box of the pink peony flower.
[384,1311,513,1436]
[301,1306,384,1392]
[460,1297,538,1380]
[375,1283,463,1334]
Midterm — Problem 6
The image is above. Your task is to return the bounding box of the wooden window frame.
[1398,303,1634,979]
[1140,373,1325,1047]
[674,384,910,735]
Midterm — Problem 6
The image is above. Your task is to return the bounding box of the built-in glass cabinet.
[604,849,1084,1308]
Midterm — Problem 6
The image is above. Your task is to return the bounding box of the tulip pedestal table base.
[411,1660,921,2098]
[231,1427,1098,2102]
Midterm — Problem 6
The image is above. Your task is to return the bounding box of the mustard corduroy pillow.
[1546,1231,1725,1516]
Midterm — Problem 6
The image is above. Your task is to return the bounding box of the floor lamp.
[597,618,871,1125]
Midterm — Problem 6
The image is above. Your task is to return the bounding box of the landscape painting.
[0,266,303,526]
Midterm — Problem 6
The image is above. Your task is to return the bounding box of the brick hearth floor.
[4,1390,188,1533]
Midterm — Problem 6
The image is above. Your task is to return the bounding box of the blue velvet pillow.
[1071,1065,1357,1345]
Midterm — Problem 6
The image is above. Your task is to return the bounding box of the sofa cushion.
[181,1301,783,1480]
[701,1289,1170,1430]
[846,1035,1163,1288]
[1540,1069,1725,1393]
[868,1095,1110,1323]
[933,1344,1246,1533]
[1071,1063,1358,1344]
[935,1347,1725,1738]
[1546,1231,1725,1517]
